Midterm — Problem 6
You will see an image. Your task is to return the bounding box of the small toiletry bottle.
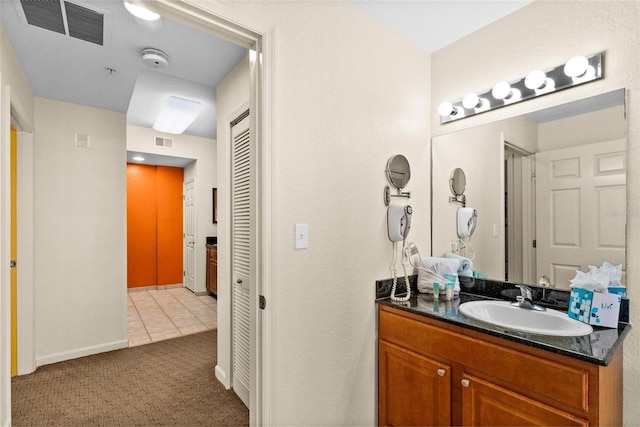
[433,283,440,301]
[445,282,454,300]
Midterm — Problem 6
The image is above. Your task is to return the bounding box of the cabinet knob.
[437,369,446,377]
[461,379,470,388]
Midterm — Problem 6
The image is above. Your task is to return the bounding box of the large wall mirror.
[431,89,626,290]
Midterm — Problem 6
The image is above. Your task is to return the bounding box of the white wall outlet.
[295,224,309,249]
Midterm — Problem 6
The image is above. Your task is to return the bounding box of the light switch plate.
[295,224,309,249]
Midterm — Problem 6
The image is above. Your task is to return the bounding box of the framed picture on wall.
[213,188,218,224]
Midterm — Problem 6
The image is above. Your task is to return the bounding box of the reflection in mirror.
[449,168,467,196]
[386,154,411,190]
[432,89,626,290]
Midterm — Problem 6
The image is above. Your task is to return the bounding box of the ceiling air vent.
[18,0,104,46]
[155,136,173,149]
[64,2,104,45]
[19,0,65,34]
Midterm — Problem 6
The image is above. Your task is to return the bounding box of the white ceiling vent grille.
[19,0,104,46]
[155,136,173,149]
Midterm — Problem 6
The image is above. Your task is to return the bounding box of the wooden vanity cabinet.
[378,304,623,427]
[206,246,217,296]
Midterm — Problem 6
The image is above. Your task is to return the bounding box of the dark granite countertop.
[376,276,631,366]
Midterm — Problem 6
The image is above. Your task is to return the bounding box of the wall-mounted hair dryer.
[388,204,412,242]
[457,207,477,238]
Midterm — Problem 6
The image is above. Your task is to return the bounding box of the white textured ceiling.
[1,0,533,142]
[0,0,248,139]
[348,0,533,53]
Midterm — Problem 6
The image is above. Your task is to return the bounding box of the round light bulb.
[124,1,161,21]
[438,101,455,117]
[525,70,547,90]
[462,93,481,109]
[564,56,589,78]
[492,82,512,100]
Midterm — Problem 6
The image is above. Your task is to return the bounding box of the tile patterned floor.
[127,287,217,347]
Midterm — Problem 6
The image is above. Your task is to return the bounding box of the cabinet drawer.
[379,307,589,413]
[461,373,588,426]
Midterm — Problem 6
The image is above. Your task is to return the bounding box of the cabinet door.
[461,374,588,426]
[379,340,451,426]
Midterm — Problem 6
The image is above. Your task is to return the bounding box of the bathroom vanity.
[377,289,629,426]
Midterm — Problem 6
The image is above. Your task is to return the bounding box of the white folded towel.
[417,256,461,295]
[445,253,474,277]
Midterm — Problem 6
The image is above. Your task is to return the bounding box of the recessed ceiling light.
[123,1,160,22]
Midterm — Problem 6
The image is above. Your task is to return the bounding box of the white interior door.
[183,179,196,292]
[536,139,626,289]
[231,110,252,408]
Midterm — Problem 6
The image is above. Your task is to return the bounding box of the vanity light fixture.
[462,93,482,109]
[491,82,521,104]
[438,52,603,124]
[438,101,464,118]
[564,56,589,77]
[132,156,145,161]
[524,70,547,90]
[462,93,490,113]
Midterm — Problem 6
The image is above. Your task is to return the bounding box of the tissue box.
[568,288,621,328]
[607,286,627,297]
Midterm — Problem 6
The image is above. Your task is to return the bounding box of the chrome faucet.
[511,285,546,312]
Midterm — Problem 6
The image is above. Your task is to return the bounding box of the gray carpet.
[11,330,249,426]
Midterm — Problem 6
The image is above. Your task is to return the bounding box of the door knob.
[237,279,243,284]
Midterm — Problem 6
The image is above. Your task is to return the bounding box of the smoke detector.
[141,48,169,70]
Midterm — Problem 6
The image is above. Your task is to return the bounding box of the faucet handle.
[515,285,532,300]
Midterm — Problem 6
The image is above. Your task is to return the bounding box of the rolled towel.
[417,257,461,295]
[445,253,474,277]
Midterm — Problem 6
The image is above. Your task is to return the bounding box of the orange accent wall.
[156,166,185,285]
[127,164,158,288]
[127,164,184,288]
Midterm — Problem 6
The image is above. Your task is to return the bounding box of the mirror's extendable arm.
[449,194,466,207]
[384,185,411,206]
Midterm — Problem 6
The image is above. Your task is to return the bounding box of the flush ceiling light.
[438,52,603,124]
[153,96,205,135]
[124,0,161,21]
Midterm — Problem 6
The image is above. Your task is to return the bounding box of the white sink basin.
[459,300,593,336]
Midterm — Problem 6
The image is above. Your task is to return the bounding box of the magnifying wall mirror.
[386,154,411,190]
[384,154,412,206]
[449,168,466,197]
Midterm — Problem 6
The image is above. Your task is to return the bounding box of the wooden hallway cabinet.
[206,245,217,296]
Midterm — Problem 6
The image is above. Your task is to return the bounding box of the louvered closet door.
[231,111,252,407]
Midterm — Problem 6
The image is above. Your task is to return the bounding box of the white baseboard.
[215,364,231,389]
[36,339,129,367]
